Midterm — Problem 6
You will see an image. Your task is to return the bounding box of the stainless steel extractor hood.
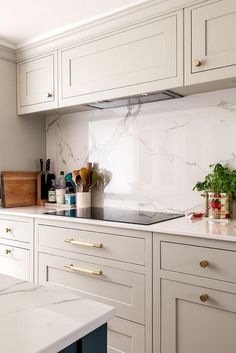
[87,90,182,109]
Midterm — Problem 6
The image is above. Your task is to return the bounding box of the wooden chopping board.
[1,171,40,208]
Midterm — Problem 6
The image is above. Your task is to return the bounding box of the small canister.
[64,193,76,205]
[208,192,231,219]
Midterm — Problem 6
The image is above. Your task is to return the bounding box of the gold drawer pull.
[5,228,11,233]
[200,293,208,302]
[64,264,102,276]
[64,238,103,248]
[5,249,11,255]
[193,59,202,67]
[47,92,53,98]
[200,260,209,268]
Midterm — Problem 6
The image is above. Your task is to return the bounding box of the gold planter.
[207,192,231,219]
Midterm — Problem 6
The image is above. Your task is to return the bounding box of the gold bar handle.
[64,264,102,276]
[64,238,103,248]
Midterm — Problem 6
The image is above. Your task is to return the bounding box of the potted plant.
[193,163,236,219]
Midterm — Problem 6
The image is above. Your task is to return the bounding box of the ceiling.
[0,0,148,48]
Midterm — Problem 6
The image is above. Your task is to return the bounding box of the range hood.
[87,90,182,109]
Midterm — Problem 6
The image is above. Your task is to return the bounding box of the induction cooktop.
[44,207,184,225]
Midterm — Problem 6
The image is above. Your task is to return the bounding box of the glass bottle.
[48,180,56,203]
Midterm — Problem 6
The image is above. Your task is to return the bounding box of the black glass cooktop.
[44,207,184,225]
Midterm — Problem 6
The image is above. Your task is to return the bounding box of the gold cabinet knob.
[193,59,202,67]
[5,249,11,255]
[200,260,209,268]
[47,93,53,98]
[5,228,11,233]
[200,293,208,302]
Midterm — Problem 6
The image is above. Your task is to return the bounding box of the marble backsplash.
[46,87,236,213]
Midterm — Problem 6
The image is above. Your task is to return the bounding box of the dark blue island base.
[59,323,107,353]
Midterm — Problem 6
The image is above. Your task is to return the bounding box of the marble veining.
[0,273,114,353]
[47,87,236,213]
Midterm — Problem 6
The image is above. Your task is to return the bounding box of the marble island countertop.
[0,273,114,353]
[0,206,236,242]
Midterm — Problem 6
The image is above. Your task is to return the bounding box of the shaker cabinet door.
[185,0,236,84]
[0,244,30,280]
[159,279,236,353]
[17,53,58,114]
[59,11,183,107]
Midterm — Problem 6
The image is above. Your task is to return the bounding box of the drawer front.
[108,317,145,353]
[0,219,30,243]
[38,224,145,265]
[38,252,145,324]
[161,242,236,283]
[0,244,30,280]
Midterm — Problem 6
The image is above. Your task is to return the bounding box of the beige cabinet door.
[0,244,30,280]
[59,11,183,107]
[17,53,58,114]
[185,0,236,84]
[108,317,145,353]
[159,279,236,353]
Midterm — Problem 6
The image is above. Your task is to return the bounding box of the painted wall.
[46,87,236,213]
[0,58,46,172]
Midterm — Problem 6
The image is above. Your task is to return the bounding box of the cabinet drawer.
[0,219,30,243]
[161,242,236,283]
[38,252,145,324]
[108,317,145,353]
[0,244,30,280]
[37,224,145,265]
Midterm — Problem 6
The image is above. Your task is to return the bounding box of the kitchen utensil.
[72,170,80,184]
[40,159,43,173]
[79,167,89,191]
[65,173,76,189]
[45,159,50,184]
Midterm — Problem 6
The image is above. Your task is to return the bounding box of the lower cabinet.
[36,219,152,353]
[38,252,146,353]
[0,243,30,280]
[108,317,145,353]
[161,280,236,353]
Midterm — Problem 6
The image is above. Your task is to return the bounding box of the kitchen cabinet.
[0,215,33,281]
[185,0,236,85]
[0,244,30,280]
[59,10,183,108]
[17,53,58,114]
[161,280,236,353]
[154,235,236,353]
[35,219,152,353]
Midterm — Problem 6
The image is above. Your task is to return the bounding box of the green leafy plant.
[193,163,236,195]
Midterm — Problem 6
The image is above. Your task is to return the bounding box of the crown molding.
[15,0,209,61]
[0,42,16,63]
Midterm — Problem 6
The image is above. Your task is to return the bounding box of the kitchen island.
[0,273,114,353]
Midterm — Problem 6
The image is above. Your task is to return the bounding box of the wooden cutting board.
[1,171,40,208]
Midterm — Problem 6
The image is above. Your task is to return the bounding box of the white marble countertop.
[1,206,236,242]
[0,273,114,353]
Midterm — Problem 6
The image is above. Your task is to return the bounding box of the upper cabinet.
[16,0,236,115]
[17,53,58,114]
[58,11,183,108]
[185,0,236,84]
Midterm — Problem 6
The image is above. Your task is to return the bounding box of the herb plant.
[193,163,236,195]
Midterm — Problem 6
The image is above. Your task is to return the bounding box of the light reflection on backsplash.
[46,87,236,213]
